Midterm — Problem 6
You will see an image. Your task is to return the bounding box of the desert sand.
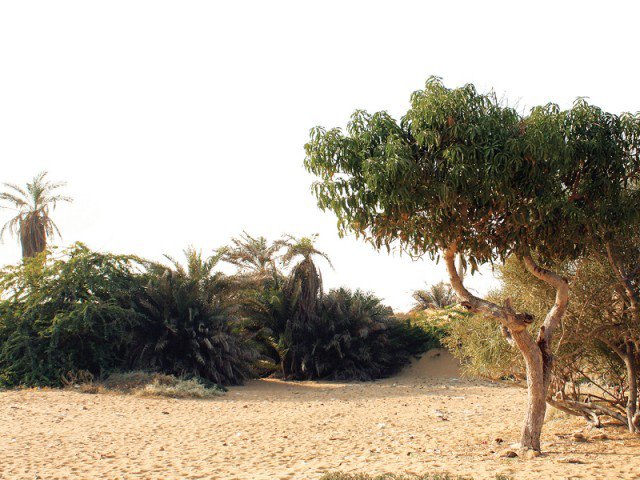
[1,349,639,480]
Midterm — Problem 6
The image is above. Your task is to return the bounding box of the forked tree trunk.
[444,244,568,451]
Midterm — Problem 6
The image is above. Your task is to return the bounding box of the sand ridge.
[1,351,639,479]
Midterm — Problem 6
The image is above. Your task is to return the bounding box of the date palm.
[222,232,286,286]
[279,234,333,378]
[0,171,72,258]
[412,281,457,310]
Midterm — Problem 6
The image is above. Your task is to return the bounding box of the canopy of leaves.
[305,77,640,267]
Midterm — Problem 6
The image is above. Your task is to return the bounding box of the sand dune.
[1,351,639,480]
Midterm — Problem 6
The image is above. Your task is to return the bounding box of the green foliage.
[412,281,457,310]
[398,306,464,344]
[0,171,72,258]
[445,253,640,412]
[311,288,429,381]
[130,248,256,386]
[0,244,144,387]
[305,76,640,267]
[234,235,437,380]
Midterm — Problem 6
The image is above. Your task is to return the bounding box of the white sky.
[1,1,639,311]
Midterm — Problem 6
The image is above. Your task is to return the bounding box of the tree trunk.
[508,323,552,451]
[444,243,568,452]
[520,351,547,451]
[623,343,639,433]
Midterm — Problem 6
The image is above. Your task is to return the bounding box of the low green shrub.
[0,244,145,387]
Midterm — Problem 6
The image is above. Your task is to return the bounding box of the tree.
[304,77,640,449]
[0,171,72,258]
[221,232,286,286]
[279,235,332,378]
[222,233,289,372]
[446,254,639,432]
[412,281,457,310]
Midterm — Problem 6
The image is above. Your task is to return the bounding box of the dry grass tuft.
[74,371,224,398]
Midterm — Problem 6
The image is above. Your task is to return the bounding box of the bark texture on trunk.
[623,343,639,433]
[444,243,569,451]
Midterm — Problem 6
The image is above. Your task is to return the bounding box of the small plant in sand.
[74,371,224,398]
[101,371,224,398]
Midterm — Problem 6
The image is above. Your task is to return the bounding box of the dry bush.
[75,371,224,399]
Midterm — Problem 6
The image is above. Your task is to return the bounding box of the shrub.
[0,244,145,387]
[78,371,224,398]
[235,236,441,381]
[129,248,257,386]
[315,288,432,380]
[102,371,224,398]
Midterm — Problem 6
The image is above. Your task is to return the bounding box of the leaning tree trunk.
[444,244,568,451]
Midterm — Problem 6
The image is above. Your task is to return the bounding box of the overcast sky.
[1,1,639,311]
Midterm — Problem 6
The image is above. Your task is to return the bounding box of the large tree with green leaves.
[0,171,72,258]
[304,77,640,449]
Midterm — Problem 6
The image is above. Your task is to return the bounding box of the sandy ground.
[1,349,639,480]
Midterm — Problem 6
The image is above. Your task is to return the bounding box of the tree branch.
[444,242,533,332]
[522,255,569,345]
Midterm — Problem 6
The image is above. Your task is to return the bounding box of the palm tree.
[222,232,286,286]
[131,247,256,385]
[279,234,333,378]
[0,171,72,258]
[412,281,457,310]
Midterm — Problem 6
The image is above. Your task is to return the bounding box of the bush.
[315,288,433,380]
[0,244,145,387]
[234,235,441,381]
[129,249,257,386]
[244,284,438,381]
[77,371,225,398]
[101,371,224,398]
